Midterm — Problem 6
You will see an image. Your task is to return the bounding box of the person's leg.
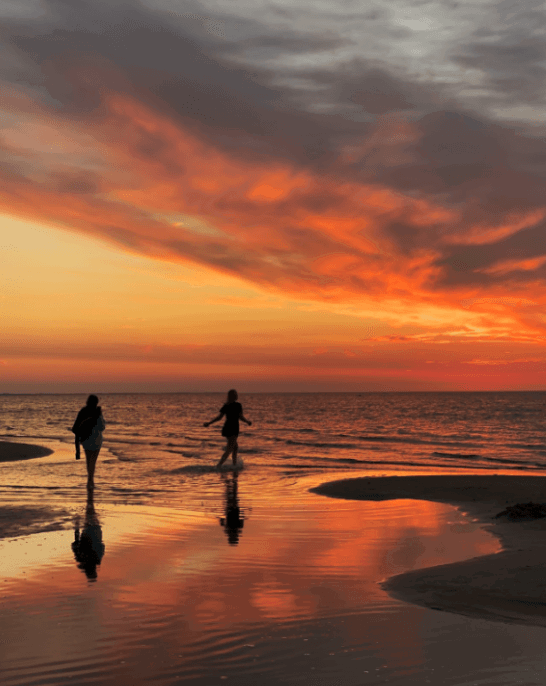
[84,449,100,488]
[217,437,235,468]
[231,439,238,465]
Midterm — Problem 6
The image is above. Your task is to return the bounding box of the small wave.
[479,455,546,469]
[110,486,165,493]
[285,439,360,449]
[159,465,218,474]
[275,462,368,471]
[433,451,546,470]
[280,454,368,465]
[0,432,68,442]
[506,443,546,450]
[106,437,162,447]
[106,449,136,462]
[165,449,199,458]
[432,452,480,459]
[357,434,485,449]
[155,461,245,474]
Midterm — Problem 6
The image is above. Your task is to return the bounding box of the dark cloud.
[2,0,546,301]
[452,0,546,104]
[439,219,546,286]
[3,0,367,168]
[454,39,546,103]
[291,61,433,115]
[221,31,351,56]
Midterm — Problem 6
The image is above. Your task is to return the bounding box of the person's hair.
[227,389,238,402]
[86,394,99,408]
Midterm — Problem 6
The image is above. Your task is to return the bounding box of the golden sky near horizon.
[1,0,546,392]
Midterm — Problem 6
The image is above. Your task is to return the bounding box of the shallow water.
[3,468,545,686]
[2,392,546,478]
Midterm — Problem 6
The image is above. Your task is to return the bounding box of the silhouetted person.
[72,394,106,490]
[204,389,251,468]
[72,489,105,581]
[219,472,245,545]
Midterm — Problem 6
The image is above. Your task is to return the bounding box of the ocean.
[2,392,546,486]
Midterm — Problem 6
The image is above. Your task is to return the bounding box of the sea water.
[2,392,546,484]
[1,392,546,686]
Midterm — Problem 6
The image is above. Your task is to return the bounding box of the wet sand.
[0,469,510,686]
[312,475,546,628]
[2,441,546,684]
[0,441,70,540]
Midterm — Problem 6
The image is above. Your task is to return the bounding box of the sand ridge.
[0,441,53,462]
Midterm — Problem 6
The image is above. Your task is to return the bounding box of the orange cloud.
[445,209,546,246]
[0,85,461,306]
[2,64,546,351]
[480,256,546,275]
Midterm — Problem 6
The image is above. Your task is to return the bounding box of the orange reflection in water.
[0,473,500,685]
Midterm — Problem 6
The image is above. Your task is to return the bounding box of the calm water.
[1,392,546,490]
[1,393,546,685]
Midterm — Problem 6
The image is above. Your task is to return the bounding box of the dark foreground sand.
[312,475,546,628]
[0,440,53,462]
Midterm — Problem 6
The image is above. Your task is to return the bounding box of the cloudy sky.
[1,0,546,392]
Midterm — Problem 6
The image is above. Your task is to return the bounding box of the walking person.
[72,395,106,490]
[204,389,251,469]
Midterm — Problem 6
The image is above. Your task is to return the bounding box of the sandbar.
[312,475,546,628]
[0,440,53,462]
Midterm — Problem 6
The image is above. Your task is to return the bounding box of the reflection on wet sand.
[0,476,511,686]
[72,490,105,581]
[219,472,245,545]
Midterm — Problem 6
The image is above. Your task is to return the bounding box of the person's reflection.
[72,489,106,581]
[219,472,245,545]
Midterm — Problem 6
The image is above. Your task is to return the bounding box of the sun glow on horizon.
[2,212,546,392]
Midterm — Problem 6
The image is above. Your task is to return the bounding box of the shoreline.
[312,475,546,628]
[0,440,70,540]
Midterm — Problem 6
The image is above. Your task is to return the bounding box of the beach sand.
[0,440,53,462]
[312,475,546,628]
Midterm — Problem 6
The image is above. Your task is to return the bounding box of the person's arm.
[239,407,252,426]
[72,410,82,457]
[204,413,223,427]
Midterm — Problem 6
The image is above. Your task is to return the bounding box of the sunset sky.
[2,0,546,392]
